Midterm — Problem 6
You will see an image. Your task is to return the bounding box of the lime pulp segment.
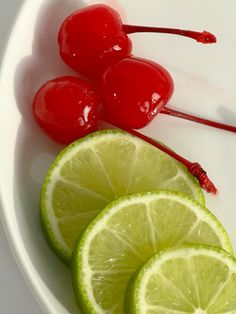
[40,129,204,264]
[125,245,236,314]
[72,190,232,314]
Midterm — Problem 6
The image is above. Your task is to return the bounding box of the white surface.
[0,2,42,314]
[0,0,236,314]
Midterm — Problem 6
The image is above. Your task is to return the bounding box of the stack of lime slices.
[72,191,233,313]
[40,129,236,313]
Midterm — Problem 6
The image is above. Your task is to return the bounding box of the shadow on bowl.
[13,0,87,313]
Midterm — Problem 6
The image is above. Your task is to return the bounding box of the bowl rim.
[0,1,58,313]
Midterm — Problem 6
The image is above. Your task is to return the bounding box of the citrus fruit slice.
[72,191,232,314]
[125,244,236,314]
[41,129,204,264]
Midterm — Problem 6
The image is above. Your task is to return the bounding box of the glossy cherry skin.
[58,4,132,78]
[32,76,100,144]
[99,57,174,129]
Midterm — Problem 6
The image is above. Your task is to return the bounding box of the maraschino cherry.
[32,76,99,144]
[58,4,216,79]
[32,76,217,194]
[58,4,132,78]
[99,55,236,133]
[99,56,174,129]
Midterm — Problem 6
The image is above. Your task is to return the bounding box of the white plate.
[0,0,236,313]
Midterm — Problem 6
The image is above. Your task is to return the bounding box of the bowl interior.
[1,0,236,313]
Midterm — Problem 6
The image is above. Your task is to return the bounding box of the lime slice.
[41,129,204,264]
[72,191,232,314]
[125,244,236,314]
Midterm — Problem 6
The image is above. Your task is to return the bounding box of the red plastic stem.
[161,107,236,133]
[122,24,217,44]
[100,118,217,194]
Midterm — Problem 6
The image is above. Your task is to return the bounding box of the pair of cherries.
[33,4,177,143]
[33,4,233,193]
[33,57,173,143]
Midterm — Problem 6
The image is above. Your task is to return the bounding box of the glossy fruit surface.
[58,4,132,78]
[32,76,99,144]
[99,57,174,129]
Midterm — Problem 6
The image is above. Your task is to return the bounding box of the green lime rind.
[40,130,122,265]
[40,184,71,265]
[40,130,117,264]
[71,190,232,314]
[41,129,204,265]
[125,244,236,314]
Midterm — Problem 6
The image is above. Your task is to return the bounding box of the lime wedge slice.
[72,191,232,314]
[125,244,236,314]
[41,129,204,264]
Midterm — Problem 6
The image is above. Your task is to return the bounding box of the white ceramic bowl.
[1,0,236,313]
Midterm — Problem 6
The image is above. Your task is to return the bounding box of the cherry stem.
[100,118,217,194]
[122,24,217,44]
[161,107,236,133]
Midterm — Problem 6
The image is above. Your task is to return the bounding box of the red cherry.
[31,76,217,194]
[99,56,174,129]
[58,4,216,79]
[32,76,99,144]
[58,4,132,78]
